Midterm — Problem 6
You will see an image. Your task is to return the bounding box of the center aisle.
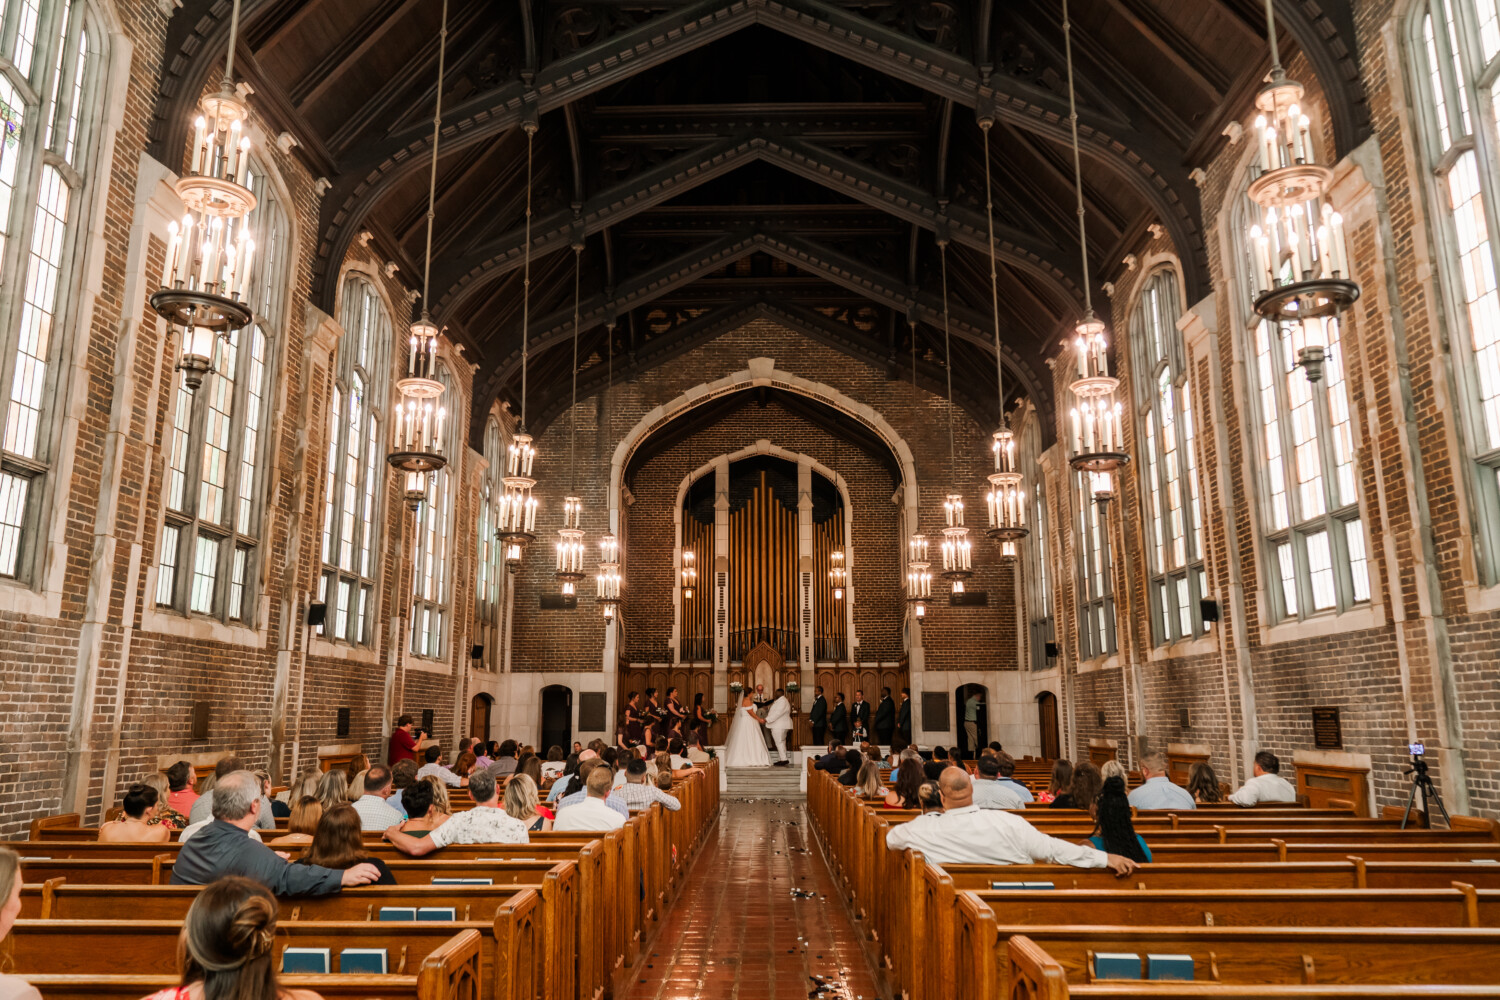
[624,798,882,1000]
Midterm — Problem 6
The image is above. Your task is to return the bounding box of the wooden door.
[1037,691,1060,760]
[470,694,492,744]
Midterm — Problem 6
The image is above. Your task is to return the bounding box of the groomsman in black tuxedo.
[851,690,871,741]
[830,692,849,744]
[895,687,912,748]
[809,685,828,745]
[873,687,895,747]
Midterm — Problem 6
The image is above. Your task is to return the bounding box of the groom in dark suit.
[809,685,828,745]
[873,687,895,747]
[829,692,849,744]
[895,687,912,748]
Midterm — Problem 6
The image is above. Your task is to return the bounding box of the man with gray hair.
[1127,750,1196,810]
[171,770,381,894]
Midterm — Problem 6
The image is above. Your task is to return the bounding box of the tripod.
[1401,755,1451,829]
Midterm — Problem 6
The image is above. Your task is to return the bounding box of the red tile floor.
[622,798,883,1000]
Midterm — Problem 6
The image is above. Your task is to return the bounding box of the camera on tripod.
[1401,740,1449,829]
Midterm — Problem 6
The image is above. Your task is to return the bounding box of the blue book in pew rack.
[379,906,417,921]
[989,882,1025,889]
[418,907,457,921]
[281,948,330,974]
[340,949,388,974]
[432,877,493,885]
[1146,954,1194,981]
[1020,882,1055,889]
[1093,953,1142,980]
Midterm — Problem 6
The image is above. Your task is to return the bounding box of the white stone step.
[723,765,805,800]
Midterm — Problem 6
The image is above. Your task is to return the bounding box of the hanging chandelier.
[828,547,846,600]
[497,119,542,557]
[680,547,697,602]
[1245,0,1357,383]
[597,532,621,618]
[1060,0,1129,503]
[153,0,255,391]
[906,533,931,618]
[934,240,973,593]
[386,0,450,512]
[555,243,586,596]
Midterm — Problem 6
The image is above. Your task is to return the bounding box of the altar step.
[724,765,805,800]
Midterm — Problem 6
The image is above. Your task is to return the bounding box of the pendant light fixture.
[975,123,1028,557]
[153,0,255,391]
[827,438,846,600]
[555,242,586,596]
[1245,0,1357,383]
[498,119,541,558]
[386,0,450,512]
[905,322,930,618]
[936,239,972,593]
[597,320,621,617]
[1061,0,1129,503]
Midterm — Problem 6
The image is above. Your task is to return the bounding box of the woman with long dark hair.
[1187,762,1223,804]
[296,804,396,885]
[1039,759,1073,805]
[1087,775,1152,863]
[1056,760,1102,811]
[623,691,645,746]
[664,686,687,738]
[692,692,711,746]
[883,758,924,809]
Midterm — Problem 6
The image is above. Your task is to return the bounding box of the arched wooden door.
[1037,691,1060,760]
[470,694,493,743]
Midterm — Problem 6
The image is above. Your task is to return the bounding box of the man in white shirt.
[886,769,1137,874]
[1230,751,1298,806]
[971,755,1028,809]
[351,764,405,831]
[554,765,628,832]
[383,771,528,853]
[1127,751,1196,810]
[994,752,1035,803]
[416,746,464,787]
[556,760,629,819]
[615,759,682,812]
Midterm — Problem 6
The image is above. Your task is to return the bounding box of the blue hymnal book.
[1093,953,1142,980]
[379,906,417,921]
[282,948,331,974]
[432,877,492,885]
[1021,882,1055,890]
[418,907,456,921]
[1146,954,1194,981]
[989,882,1025,889]
[340,949,388,974]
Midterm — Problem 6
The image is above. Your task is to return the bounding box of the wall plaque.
[921,692,950,734]
[1311,707,1342,749]
[578,692,608,732]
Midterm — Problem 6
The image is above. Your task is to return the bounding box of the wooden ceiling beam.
[1095,0,1229,102]
[291,0,424,108]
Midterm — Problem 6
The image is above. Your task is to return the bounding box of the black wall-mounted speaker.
[1096,710,1107,728]
[421,709,435,735]
[189,701,210,740]
[1200,598,1221,623]
[306,602,327,626]
[336,707,351,738]
[1179,707,1191,729]
[1044,641,1060,659]
[470,644,484,660]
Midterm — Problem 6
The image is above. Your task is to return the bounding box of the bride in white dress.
[723,692,771,767]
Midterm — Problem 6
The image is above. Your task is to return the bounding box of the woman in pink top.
[165,760,199,816]
[140,875,322,1000]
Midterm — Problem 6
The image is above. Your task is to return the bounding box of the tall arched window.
[1408,0,1500,582]
[1232,172,1369,621]
[410,363,453,658]
[1131,267,1206,642]
[1019,419,1053,670]
[473,417,504,671]
[0,0,100,581]
[318,274,389,645]
[156,158,284,623]
[1075,471,1116,659]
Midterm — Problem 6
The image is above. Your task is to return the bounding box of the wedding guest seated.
[343,754,371,788]
[554,766,628,832]
[0,848,42,1000]
[1230,751,1297,805]
[276,768,320,818]
[1038,759,1073,805]
[350,764,404,831]
[139,875,324,1000]
[454,751,480,782]
[296,803,396,885]
[172,771,379,894]
[389,778,449,839]
[921,759,946,782]
[348,769,368,799]
[485,740,520,778]
[1128,751,1196,810]
[885,769,1137,875]
[1088,775,1152,862]
[315,769,349,812]
[916,781,941,813]
[884,758,924,809]
[1187,761,1224,803]
[972,755,1028,810]
[1100,759,1127,782]
[515,755,545,791]
[655,770,674,792]
[617,758,681,812]
[267,797,322,846]
[838,750,864,786]
[854,760,885,800]
[141,773,189,830]
[541,746,568,780]
[815,744,848,773]
[547,753,585,802]
[685,739,711,765]
[384,770,528,854]
[1052,761,1101,810]
[165,760,199,816]
[388,758,419,816]
[188,756,244,824]
[98,784,172,843]
[504,773,553,832]
[417,746,464,787]
[667,739,695,772]
[994,752,1036,803]
[453,737,478,766]
[555,760,630,818]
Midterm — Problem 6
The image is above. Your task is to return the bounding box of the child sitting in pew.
[140,875,323,1000]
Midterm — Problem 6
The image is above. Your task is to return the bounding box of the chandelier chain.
[419,0,448,320]
[520,122,535,429]
[222,0,242,84]
[1062,0,1095,320]
[570,244,581,493]
[1263,0,1283,74]
[979,120,1005,417]
[940,241,955,482]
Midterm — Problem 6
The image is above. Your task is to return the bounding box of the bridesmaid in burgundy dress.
[623,691,645,746]
[664,686,688,739]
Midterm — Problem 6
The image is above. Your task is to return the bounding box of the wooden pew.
[1005,934,1500,1000]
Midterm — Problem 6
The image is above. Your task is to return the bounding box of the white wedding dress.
[723,698,771,767]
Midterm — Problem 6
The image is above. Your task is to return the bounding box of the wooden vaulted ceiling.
[150,0,1367,442]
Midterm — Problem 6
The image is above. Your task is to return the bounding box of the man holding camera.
[388,714,427,765]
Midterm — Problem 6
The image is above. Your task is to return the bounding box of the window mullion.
[1437,0,1475,141]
